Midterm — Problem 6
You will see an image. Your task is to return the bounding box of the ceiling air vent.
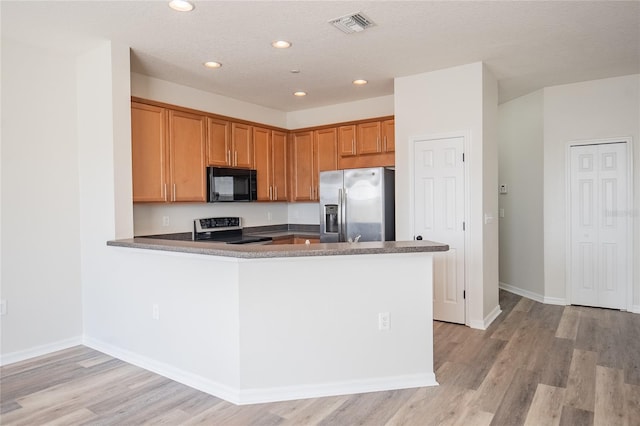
[329,12,376,34]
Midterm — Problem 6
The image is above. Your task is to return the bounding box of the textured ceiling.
[2,1,639,111]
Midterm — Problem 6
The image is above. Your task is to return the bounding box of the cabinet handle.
[275,186,278,200]
[234,151,238,166]
[377,136,380,152]
[269,186,273,200]
[227,150,231,165]
[310,186,312,200]
[173,183,176,202]
[383,136,387,151]
[164,183,167,202]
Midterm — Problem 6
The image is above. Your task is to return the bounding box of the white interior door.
[414,137,465,324]
[570,142,629,309]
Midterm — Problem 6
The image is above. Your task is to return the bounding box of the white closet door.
[570,142,628,309]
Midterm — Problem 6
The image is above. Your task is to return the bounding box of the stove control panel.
[194,217,242,233]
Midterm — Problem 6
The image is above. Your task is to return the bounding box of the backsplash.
[133,202,320,236]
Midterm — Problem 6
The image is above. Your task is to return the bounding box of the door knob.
[416,235,423,240]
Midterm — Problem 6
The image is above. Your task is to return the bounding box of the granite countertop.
[107,238,449,259]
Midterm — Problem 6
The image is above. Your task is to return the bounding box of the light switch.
[500,208,505,218]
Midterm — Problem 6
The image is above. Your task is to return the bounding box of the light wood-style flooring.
[2,291,639,425]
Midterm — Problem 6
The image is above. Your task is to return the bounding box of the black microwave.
[207,167,257,202]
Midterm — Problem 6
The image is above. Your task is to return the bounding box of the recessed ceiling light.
[169,0,194,12]
[272,40,292,49]
[353,79,368,85]
[204,61,222,69]
[293,91,307,97]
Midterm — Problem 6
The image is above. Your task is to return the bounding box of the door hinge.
[463,290,466,299]
[463,221,465,231]
[462,153,465,162]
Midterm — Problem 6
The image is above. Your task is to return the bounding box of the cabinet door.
[315,128,338,172]
[131,102,168,202]
[290,131,314,201]
[338,125,356,157]
[271,130,288,201]
[232,123,253,168]
[357,121,381,154]
[382,119,395,153]
[253,126,271,201]
[207,117,231,166]
[168,110,207,202]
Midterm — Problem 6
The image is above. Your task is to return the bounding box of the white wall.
[131,73,287,129]
[286,95,394,129]
[1,39,83,362]
[394,62,500,328]
[497,90,545,300]
[133,202,289,235]
[543,74,640,309]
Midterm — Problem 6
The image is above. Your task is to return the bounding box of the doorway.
[413,136,466,324]
[568,139,632,310]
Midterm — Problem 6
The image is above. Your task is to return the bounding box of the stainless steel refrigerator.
[319,167,395,243]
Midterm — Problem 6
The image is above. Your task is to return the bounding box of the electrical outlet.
[152,304,160,320]
[162,216,170,227]
[0,299,6,316]
[499,208,505,218]
[267,211,272,221]
[378,312,390,331]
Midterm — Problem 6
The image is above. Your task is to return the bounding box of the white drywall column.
[394,62,500,328]
[77,41,134,340]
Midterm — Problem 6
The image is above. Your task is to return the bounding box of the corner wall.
[497,90,545,300]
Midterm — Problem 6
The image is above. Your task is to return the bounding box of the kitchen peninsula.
[103,238,448,405]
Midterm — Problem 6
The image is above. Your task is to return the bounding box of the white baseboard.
[0,336,83,366]
[469,305,502,330]
[499,282,545,303]
[83,336,240,404]
[499,282,568,306]
[238,373,438,405]
[632,305,640,314]
[543,296,568,306]
[83,336,438,405]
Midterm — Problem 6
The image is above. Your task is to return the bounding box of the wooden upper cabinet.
[131,102,168,202]
[231,123,253,168]
[206,117,231,166]
[168,110,207,202]
[253,126,271,201]
[357,121,382,155]
[290,131,315,201]
[271,131,288,201]
[132,102,207,203]
[338,125,357,157]
[315,128,338,172]
[382,119,395,153]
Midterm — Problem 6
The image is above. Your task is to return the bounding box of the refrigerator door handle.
[338,188,343,242]
[341,188,347,242]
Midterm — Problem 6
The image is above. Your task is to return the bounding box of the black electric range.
[193,217,272,245]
